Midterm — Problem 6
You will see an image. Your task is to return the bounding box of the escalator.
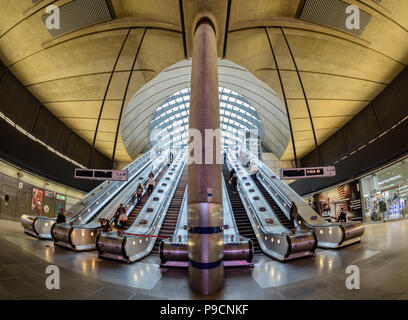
[251,175,292,229]
[152,167,188,254]
[96,152,187,263]
[222,164,262,254]
[51,156,166,251]
[124,165,169,229]
[22,151,154,240]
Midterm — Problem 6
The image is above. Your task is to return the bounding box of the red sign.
[32,188,44,215]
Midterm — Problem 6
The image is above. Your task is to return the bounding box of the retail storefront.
[304,156,408,224]
[360,158,407,222]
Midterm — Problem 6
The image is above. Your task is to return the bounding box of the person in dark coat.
[229,168,237,188]
[56,208,66,223]
[289,201,298,232]
[337,210,347,223]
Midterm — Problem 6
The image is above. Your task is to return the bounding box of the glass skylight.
[149,87,263,152]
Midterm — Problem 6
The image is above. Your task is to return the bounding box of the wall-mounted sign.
[311,180,363,221]
[44,191,54,198]
[280,166,336,180]
[74,168,128,181]
[32,188,43,214]
[56,194,66,201]
[56,203,65,215]
[378,175,402,186]
[18,182,24,189]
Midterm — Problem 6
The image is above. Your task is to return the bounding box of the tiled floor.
[1,219,408,299]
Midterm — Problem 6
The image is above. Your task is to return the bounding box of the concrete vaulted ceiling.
[0,0,407,164]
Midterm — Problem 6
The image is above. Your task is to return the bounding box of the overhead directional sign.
[74,168,128,181]
[280,166,336,180]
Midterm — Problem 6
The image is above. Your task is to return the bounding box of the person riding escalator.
[147,172,156,196]
[113,203,126,228]
[56,208,66,223]
[289,201,298,233]
[229,168,237,191]
[135,183,144,206]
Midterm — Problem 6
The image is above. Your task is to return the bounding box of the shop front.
[360,158,407,222]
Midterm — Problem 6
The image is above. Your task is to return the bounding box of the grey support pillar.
[187,18,224,295]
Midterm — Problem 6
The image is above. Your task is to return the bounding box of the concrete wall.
[0,157,85,221]
[262,152,293,175]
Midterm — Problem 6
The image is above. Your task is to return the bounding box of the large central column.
[188,18,224,295]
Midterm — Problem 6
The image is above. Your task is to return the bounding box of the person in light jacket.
[135,183,144,206]
[147,172,156,196]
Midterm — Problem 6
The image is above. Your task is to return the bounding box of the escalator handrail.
[257,166,337,229]
[121,161,167,225]
[40,151,153,224]
[77,150,152,208]
[221,174,240,234]
[170,185,188,242]
[93,160,166,227]
[71,152,158,225]
[226,153,287,237]
[245,150,337,229]
[126,152,186,233]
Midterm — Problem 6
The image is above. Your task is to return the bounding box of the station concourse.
[0,0,407,301]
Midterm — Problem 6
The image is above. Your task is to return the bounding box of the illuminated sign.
[378,175,402,185]
[56,194,66,201]
[280,166,336,180]
[74,168,128,181]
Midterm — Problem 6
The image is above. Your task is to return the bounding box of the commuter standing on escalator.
[337,210,347,223]
[250,162,259,178]
[229,168,237,191]
[147,171,156,196]
[113,203,126,228]
[56,208,66,223]
[289,201,298,233]
[100,218,110,232]
[135,183,144,206]
[168,151,174,167]
[118,208,128,231]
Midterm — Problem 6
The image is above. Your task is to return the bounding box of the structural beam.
[89,28,131,169]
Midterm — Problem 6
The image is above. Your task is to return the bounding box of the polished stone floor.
[1,219,408,300]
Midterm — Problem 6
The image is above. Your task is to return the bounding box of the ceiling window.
[149,87,263,151]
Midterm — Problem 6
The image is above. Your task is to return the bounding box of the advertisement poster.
[56,203,65,216]
[32,188,43,215]
[311,181,363,221]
